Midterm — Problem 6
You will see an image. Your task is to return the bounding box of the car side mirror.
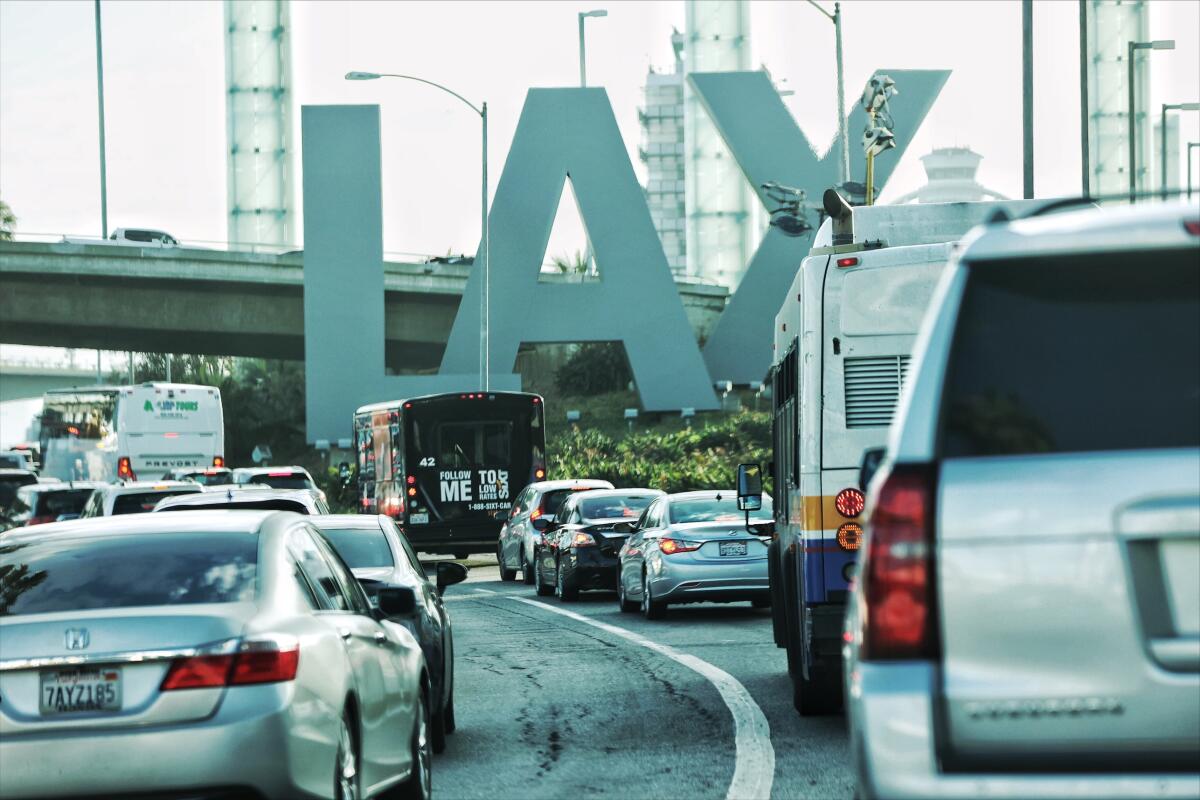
[436,561,468,596]
[531,516,551,532]
[736,463,763,511]
[376,585,417,617]
[859,447,886,493]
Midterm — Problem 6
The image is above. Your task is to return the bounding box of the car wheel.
[533,549,553,597]
[616,571,638,613]
[393,687,432,800]
[641,570,665,620]
[334,712,360,800]
[522,550,535,585]
[431,685,447,755]
[498,544,516,582]
[442,683,456,735]
[556,558,579,601]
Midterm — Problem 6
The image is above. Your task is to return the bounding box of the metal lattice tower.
[1086,0,1150,199]
[224,0,294,249]
[684,0,755,289]
[640,29,687,275]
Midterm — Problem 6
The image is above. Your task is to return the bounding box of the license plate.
[719,541,748,557]
[408,513,429,524]
[40,667,122,715]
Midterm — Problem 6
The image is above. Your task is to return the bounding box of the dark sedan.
[312,514,467,754]
[536,489,664,601]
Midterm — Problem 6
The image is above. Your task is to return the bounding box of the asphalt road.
[429,562,854,800]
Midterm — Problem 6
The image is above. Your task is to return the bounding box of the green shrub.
[548,411,772,494]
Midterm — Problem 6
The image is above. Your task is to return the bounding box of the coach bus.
[355,391,547,556]
[40,383,225,482]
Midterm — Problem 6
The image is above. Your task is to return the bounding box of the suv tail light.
[161,638,299,690]
[860,464,938,660]
[117,457,135,481]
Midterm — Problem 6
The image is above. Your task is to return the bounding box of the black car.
[537,488,664,601]
[312,514,467,753]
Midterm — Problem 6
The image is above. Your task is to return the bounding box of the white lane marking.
[443,590,500,601]
[510,596,774,800]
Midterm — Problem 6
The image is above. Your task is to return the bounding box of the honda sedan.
[0,511,432,799]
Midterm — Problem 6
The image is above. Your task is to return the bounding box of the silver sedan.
[616,490,774,619]
[0,511,432,799]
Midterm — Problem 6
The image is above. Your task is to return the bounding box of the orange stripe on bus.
[800,495,862,531]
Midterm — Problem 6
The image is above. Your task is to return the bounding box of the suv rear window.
[942,250,1200,457]
[0,533,258,616]
[113,490,193,515]
[247,473,311,490]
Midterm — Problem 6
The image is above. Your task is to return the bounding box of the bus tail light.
[117,457,135,481]
[212,456,224,468]
[835,488,866,518]
[860,464,938,661]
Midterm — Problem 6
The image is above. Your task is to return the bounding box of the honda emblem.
[64,628,90,651]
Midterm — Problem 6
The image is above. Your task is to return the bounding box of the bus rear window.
[437,422,512,468]
[942,250,1200,457]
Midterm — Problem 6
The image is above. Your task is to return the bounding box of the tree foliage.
[554,343,633,396]
[0,199,16,241]
[548,411,773,495]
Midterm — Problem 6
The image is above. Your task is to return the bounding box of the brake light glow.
[835,488,866,518]
[67,426,80,436]
[212,456,224,468]
[534,468,546,480]
[861,464,937,660]
[161,640,299,690]
[660,538,701,555]
[117,457,135,480]
[406,475,416,485]
[836,256,860,268]
[571,532,595,548]
[532,397,541,404]
[163,432,179,438]
[837,522,863,551]
[530,508,542,521]
[268,471,293,477]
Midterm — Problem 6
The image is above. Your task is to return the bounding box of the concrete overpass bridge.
[0,241,728,373]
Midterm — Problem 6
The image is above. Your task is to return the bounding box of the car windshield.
[669,495,774,524]
[0,533,258,616]
[540,487,594,518]
[319,525,395,569]
[247,473,311,490]
[579,495,657,520]
[112,490,193,515]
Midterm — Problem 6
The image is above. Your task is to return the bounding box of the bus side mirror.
[736,464,763,511]
[859,447,886,493]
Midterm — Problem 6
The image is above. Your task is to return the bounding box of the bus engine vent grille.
[844,355,912,428]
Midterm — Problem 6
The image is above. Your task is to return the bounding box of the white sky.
[2,0,1198,261]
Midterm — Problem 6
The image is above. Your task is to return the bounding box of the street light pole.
[578,10,608,88]
[805,0,849,184]
[1160,102,1200,200]
[94,0,108,238]
[345,71,490,390]
[1127,39,1175,203]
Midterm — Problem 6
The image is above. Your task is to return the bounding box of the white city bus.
[40,383,225,482]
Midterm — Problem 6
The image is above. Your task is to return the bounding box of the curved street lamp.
[345,71,491,390]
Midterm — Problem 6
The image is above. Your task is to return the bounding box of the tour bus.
[355,391,547,556]
[767,193,1036,715]
[40,383,225,482]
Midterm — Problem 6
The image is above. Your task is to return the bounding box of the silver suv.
[845,202,1200,798]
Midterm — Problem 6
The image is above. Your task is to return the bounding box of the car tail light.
[161,639,298,690]
[835,488,865,518]
[861,464,938,661]
[1184,219,1200,236]
[530,508,542,521]
[571,532,595,548]
[268,471,293,477]
[117,457,135,481]
[660,538,701,555]
[212,456,224,467]
[28,515,58,526]
[836,256,860,268]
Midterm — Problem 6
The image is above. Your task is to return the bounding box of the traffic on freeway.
[1,0,1198,796]
[1,197,1196,799]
